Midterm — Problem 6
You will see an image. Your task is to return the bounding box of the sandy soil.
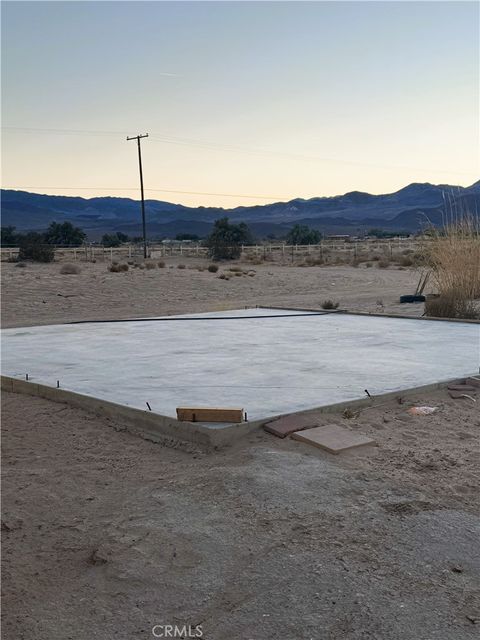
[1,257,423,327]
[2,257,479,640]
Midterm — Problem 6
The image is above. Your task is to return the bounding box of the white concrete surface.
[2,309,479,422]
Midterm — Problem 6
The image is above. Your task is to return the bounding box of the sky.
[1,0,479,208]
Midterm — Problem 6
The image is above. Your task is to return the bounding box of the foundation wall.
[3,373,475,452]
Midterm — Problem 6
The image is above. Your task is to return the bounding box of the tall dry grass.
[425,214,480,300]
[422,206,480,318]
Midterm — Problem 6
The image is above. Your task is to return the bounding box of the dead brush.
[321,299,339,310]
[109,263,128,272]
[424,293,479,319]
[422,212,480,318]
[60,263,81,274]
[145,261,157,270]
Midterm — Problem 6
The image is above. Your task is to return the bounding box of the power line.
[1,185,286,200]
[2,125,476,176]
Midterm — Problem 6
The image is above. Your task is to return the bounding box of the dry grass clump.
[145,261,157,270]
[218,273,230,280]
[399,255,413,267]
[60,263,81,275]
[14,261,27,268]
[228,266,243,272]
[424,294,479,320]
[109,263,129,272]
[158,260,165,268]
[377,258,390,269]
[424,215,480,299]
[177,264,186,269]
[321,299,339,310]
[208,264,219,273]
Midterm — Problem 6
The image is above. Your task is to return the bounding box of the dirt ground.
[1,257,424,327]
[2,257,479,640]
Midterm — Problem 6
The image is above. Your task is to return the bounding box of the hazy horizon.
[2,1,479,208]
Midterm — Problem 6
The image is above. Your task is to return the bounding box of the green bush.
[18,233,55,263]
[286,224,322,245]
[208,264,219,273]
[205,217,253,261]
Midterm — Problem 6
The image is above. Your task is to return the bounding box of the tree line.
[1,218,325,262]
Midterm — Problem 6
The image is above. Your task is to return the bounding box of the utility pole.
[127,133,149,259]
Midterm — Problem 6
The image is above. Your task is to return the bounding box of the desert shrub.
[145,261,157,270]
[109,263,128,272]
[218,273,229,280]
[18,233,55,263]
[197,266,205,272]
[425,294,479,320]
[177,264,186,269]
[157,260,165,268]
[399,256,413,267]
[377,259,390,269]
[234,270,242,276]
[371,254,381,261]
[138,263,145,270]
[60,263,81,275]
[228,266,243,272]
[321,299,339,310]
[351,258,360,268]
[14,261,27,268]
[365,262,372,268]
[208,264,219,273]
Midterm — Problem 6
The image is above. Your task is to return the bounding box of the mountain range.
[1,181,479,240]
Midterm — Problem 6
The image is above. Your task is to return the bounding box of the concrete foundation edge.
[2,373,476,451]
[0,375,258,451]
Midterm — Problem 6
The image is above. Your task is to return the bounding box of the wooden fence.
[1,237,427,262]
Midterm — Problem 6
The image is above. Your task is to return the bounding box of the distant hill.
[1,180,478,240]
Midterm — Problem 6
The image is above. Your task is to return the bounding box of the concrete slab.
[1,308,478,424]
[292,424,376,454]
